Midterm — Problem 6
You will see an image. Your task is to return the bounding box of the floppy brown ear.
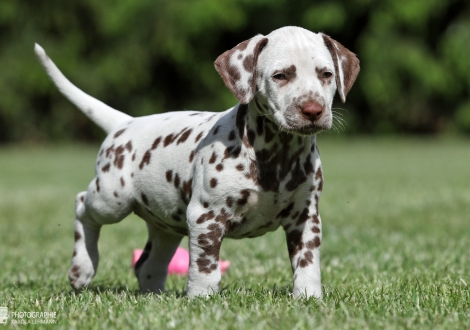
[321,34,360,103]
[215,35,268,104]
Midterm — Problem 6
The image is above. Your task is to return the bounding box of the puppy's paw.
[68,260,95,290]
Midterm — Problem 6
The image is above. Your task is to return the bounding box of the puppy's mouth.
[281,118,332,136]
[281,125,324,136]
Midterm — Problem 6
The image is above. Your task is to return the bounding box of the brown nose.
[300,101,323,121]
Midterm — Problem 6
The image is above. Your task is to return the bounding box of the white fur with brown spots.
[35,26,359,299]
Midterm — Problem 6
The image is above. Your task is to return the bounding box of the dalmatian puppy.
[35,26,359,298]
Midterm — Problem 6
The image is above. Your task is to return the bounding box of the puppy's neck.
[234,100,317,192]
[237,99,316,157]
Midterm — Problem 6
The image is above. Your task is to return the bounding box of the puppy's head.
[215,26,360,135]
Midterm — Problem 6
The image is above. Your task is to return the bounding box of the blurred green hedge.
[0,0,469,142]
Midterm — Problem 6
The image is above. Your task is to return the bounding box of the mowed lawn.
[0,137,469,329]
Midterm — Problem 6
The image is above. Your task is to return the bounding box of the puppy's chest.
[224,192,298,238]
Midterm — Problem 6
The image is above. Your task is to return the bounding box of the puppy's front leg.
[186,206,226,297]
[284,211,323,299]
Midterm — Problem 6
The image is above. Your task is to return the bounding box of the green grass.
[0,137,469,329]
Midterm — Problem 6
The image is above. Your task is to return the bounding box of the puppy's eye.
[323,71,333,79]
[273,73,287,80]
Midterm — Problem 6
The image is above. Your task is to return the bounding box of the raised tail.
[34,43,132,134]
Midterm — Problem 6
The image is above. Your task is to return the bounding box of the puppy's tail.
[34,44,132,134]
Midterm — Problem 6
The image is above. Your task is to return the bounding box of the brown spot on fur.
[213,126,220,135]
[315,166,323,181]
[312,214,320,224]
[114,128,126,138]
[125,141,133,152]
[285,160,307,191]
[113,191,119,198]
[177,129,192,145]
[102,163,111,172]
[228,130,236,141]
[139,151,151,169]
[216,164,224,171]
[203,202,209,208]
[181,179,193,205]
[152,137,162,150]
[166,170,173,183]
[196,257,215,274]
[174,173,180,188]
[209,152,217,164]
[237,189,250,205]
[70,265,80,276]
[296,208,309,225]
[210,178,218,188]
[114,145,125,169]
[196,210,215,224]
[164,134,175,147]
[74,231,81,242]
[215,208,231,226]
[224,145,242,159]
[299,250,314,268]
[106,144,115,158]
[285,65,297,79]
[307,236,321,249]
[286,229,303,258]
[243,54,254,72]
[95,178,100,192]
[236,164,244,171]
[195,132,204,143]
[189,150,195,162]
[226,196,234,208]
[245,162,258,183]
[120,177,125,187]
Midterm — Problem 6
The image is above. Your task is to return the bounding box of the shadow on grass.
[77,284,187,298]
[219,281,296,298]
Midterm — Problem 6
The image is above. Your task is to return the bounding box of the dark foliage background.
[1,0,469,143]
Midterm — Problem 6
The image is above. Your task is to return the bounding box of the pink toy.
[132,247,230,275]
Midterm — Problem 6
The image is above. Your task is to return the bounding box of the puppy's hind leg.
[69,179,132,290]
[134,224,183,294]
[69,192,101,290]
